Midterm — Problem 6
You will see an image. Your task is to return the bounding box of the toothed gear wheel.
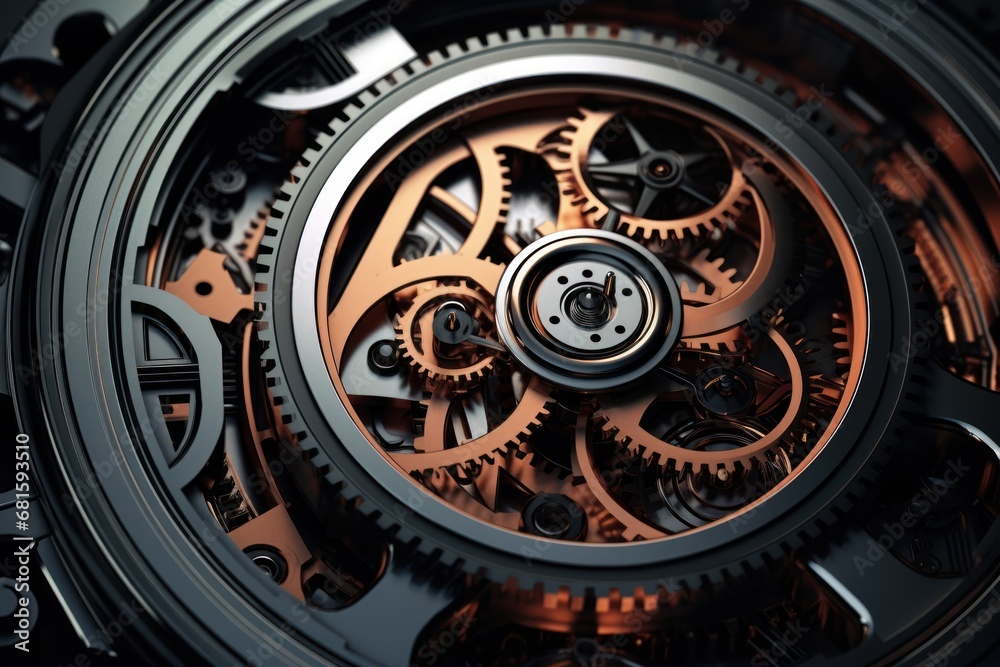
[24,0,1000,665]
[676,247,742,306]
[550,106,754,242]
[393,375,557,474]
[596,324,815,474]
[674,246,747,353]
[249,19,934,611]
[394,281,498,388]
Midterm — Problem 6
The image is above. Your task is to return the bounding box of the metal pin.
[603,271,617,300]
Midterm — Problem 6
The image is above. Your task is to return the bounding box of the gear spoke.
[633,184,660,217]
[588,158,641,179]
[680,176,795,338]
[623,115,654,154]
[679,151,714,167]
[679,178,718,207]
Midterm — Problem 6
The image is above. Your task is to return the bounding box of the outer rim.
[13,0,1000,663]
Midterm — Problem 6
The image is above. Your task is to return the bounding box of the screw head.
[367,339,401,375]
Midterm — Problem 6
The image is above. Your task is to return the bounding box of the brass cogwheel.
[390,375,557,474]
[548,107,754,242]
[674,246,747,353]
[596,327,812,474]
[394,281,499,388]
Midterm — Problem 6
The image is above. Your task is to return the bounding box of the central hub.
[495,229,682,391]
[534,260,645,352]
[640,151,685,189]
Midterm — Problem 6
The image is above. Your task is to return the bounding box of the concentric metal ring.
[494,229,683,391]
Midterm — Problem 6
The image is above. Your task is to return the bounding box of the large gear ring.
[247,20,889,611]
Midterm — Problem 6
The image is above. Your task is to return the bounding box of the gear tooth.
[390,64,413,83]
[504,27,526,43]
[780,90,799,106]
[592,24,613,40]
[484,32,505,48]
[342,102,363,120]
[637,31,657,46]
[719,56,743,73]
[621,526,642,542]
[760,77,781,93]
[408,57,429,75]
[519,25,544,41]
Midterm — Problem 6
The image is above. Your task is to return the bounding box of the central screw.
[578,289,604,312]
[649,158,673,179]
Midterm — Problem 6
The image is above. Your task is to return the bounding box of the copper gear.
[549,105,797,339]
[676,247,742,305]
[675,247,747,353]
[596,327,810,474]
[394,281,498,388]
[322,136,514,362]
[571,409,668,542]
[549,107,754,242]
[389,375,556,474]
[414,432,622,539]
